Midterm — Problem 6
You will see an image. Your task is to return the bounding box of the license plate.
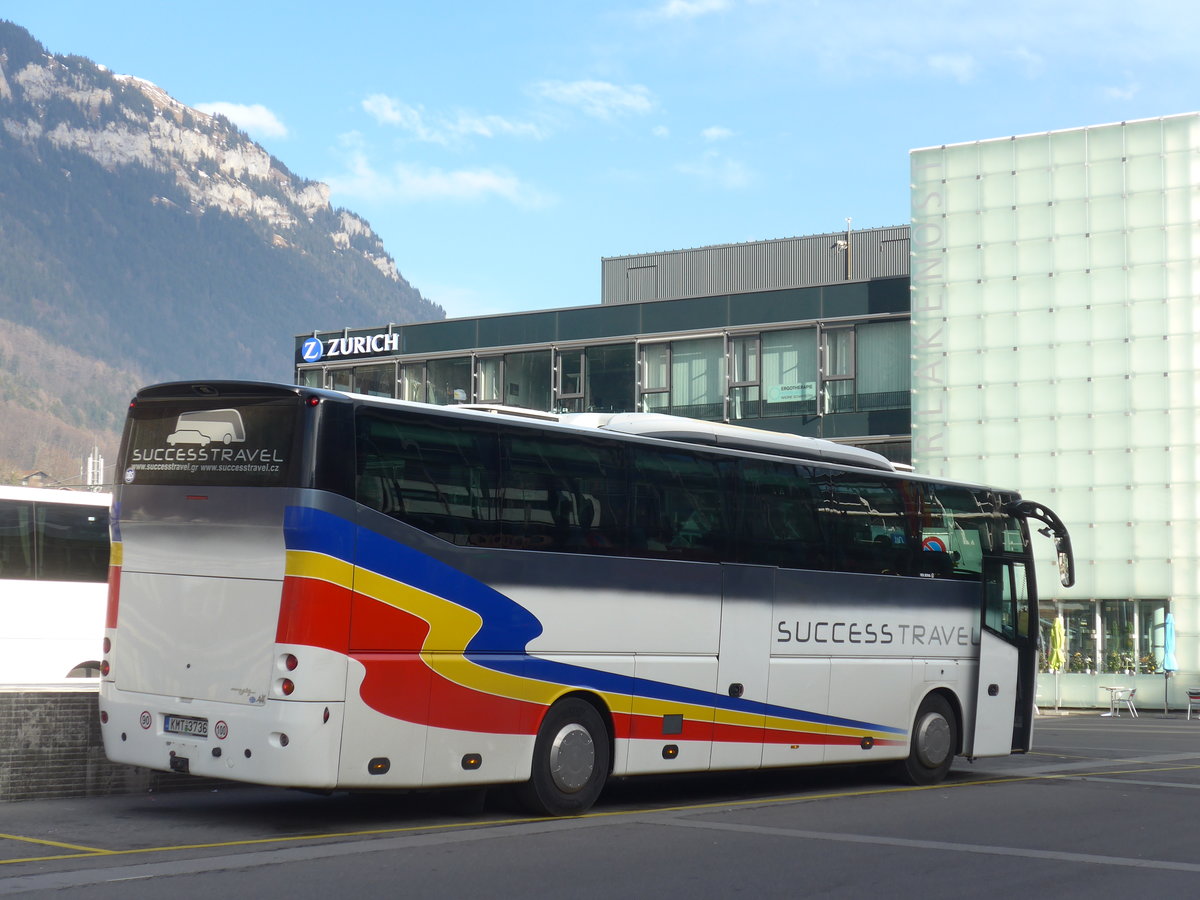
[163,714,209,737]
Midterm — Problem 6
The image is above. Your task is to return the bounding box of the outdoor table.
[1100,685,1131,717]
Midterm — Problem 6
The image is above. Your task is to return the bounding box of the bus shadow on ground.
[108,759,935,838]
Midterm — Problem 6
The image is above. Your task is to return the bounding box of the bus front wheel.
[897,694,957,786]
[515,698,610,816]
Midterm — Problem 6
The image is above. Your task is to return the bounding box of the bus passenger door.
[710,564,773,770]
[969,560,1034,756]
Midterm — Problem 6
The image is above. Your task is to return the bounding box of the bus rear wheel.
[515,698,610,816]
[897,694,956,786]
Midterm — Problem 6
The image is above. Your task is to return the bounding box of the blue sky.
[4,1,1197,322]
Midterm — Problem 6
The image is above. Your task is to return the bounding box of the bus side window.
[820,474,912,576]
[917,483,995,580]
[35,504,109,583]
[630,448,726,562]
[356,412,499,546]
[0,501,34,580]
[734,459,825,569]
[500,431,626,555]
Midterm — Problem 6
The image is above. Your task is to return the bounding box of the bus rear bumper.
[99,685,345,789]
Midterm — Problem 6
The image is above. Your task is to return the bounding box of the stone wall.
[0,688,225,802]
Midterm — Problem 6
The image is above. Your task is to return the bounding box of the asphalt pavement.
[2,713,1200,898]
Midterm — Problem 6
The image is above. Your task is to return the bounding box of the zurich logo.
[301,337,324,362]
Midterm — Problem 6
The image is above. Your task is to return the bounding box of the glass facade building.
[911,113,1199,706]
[296,246,914,464]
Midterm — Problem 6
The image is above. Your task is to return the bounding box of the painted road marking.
[3,758,1200,869]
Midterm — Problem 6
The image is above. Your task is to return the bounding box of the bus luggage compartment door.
[969,629,1019,757]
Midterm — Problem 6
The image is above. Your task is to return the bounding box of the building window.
[477,350,552,410]
[353,363,397,397]
[639,338,724,421]
[761,328,818,418]
[821,327,856,413]
[426,357,472,405]
[1043,599,1168,674]
[553,344,638,413]
[856,320,910,411]
[298,369,323,389]
[400,363,428,402]
[640,343,670,412]
[729,335,761,421]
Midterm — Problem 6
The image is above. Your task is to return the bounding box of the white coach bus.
[0,485,111,684]
[100,382,1073,814]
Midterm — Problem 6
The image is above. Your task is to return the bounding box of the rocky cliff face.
[0,21,443,484]
[1,47,407,287]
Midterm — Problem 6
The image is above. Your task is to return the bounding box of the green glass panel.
[477,311,557,348]
[403,319,479,354]
[729,288,820,326]
[640,295,727,335]
[557,304,642,341]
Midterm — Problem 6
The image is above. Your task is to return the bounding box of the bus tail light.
[100,659,111,677]
[284,653,298,671]
[279,678,295,696]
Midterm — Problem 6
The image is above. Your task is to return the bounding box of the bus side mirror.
[1006,500,1075,589]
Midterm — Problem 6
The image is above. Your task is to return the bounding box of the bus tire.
[515,698,610,816]
[897,693,956,786]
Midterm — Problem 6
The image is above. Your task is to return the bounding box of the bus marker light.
[662,745,679,760]
[279,733,289,747]
[323,707,330,724]
[100,710,108,724]
[860,737,875,750]
[369,757,391,775]
[461,754,482,770]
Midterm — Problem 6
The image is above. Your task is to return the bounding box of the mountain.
[0,21,444,484]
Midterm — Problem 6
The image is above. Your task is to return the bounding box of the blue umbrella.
[1162,613,1177,715]
[1163,613,1178,672]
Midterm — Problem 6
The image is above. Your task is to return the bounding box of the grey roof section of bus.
[557,412,895,472]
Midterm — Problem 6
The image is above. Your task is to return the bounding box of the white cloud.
[1010,47,1045,79]
[642,0,731,21]
[533,80,655,119]
[362,94,545,144]
[677,150,752,189]
[733,1,1200,86]
[702,126,734,141]
[1104,83,1140,101]
[194,102,288,139]
[327,141,554,209]
[926,53,977,84]
[653,125,671,138]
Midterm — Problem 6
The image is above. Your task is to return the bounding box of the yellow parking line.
[5,763,1200,866]
[0,833,111,853]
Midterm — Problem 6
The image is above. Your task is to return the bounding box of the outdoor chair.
[1123,688,1138,718]
[1187,688,1200,720]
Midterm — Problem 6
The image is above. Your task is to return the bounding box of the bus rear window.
[121,399,301,487]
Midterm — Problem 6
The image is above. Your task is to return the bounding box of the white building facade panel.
[911,113,1200,707]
